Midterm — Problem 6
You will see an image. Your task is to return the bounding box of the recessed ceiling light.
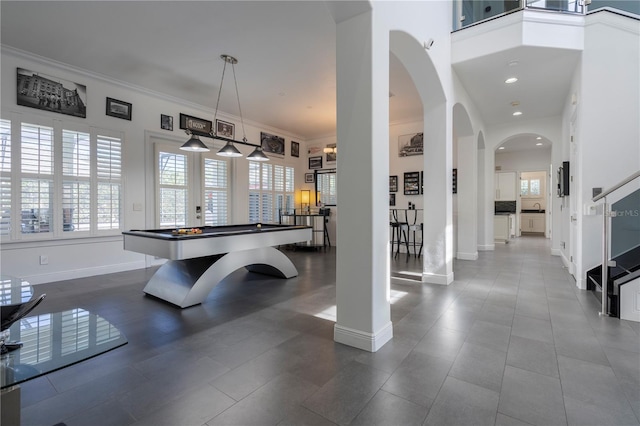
[513,111,523,116]
[536,143,543,146]
[505,77,518,84]
[498,147,505,150]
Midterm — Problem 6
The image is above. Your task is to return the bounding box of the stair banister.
[592,170,640,316]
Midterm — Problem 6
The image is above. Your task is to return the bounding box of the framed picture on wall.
[389,175,398,193]
[404,171,420,195]
[398,132,423,157]
[309,156,322,169]
[261,132,285,155]
[160,114,173,131]
[216,119,234,138]
[291,141,300,158]
[106,97,132,120]
[17,67,87,118]
[390,193,396,206]
[305,173,315,183]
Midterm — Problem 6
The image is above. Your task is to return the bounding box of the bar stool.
[390,209,409,258]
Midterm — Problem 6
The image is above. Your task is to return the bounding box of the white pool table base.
[143,246,298,308]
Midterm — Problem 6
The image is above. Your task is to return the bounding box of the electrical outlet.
[39,255,48,265]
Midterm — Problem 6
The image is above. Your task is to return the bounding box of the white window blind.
[248,161,294,223]
[18,314,52,364]
[0,119,11,236]
[21,123,54,234]
[318,172,337,205]
[158,151,187,228]
[62,130,91,232]
[96,135,122,230]
[203,157,228,226]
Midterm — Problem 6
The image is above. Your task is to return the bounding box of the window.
[249,161,294,223]
[316,170,337,206]
[203,157,228,226]
[157,150,188,228]
[0,120,11,236]
[521,178,541,197]
[2,117,122,240]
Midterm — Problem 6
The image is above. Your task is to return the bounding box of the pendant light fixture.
[181,54,269,161]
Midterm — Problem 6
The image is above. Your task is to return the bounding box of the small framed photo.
[404,171,420,195]
[305,173,315,183]
[261,131,285,155]
[390,193,396,206]
[309,156,323,170]
[291,141,300,158]
[106,97,132,120]
[389,175,398,193]
[161,114,173,131]
[180,113,212,137]
[216,119,234,138]
[452,168,457,194]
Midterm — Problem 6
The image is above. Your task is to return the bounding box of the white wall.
[574,12,640,288]
[495,148,551,172]
[1,47,307,284]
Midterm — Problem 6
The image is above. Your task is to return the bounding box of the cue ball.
[257,223,262,229]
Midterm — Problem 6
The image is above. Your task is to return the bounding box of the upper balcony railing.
[453,0,640,31]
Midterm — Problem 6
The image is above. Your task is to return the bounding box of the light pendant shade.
[180,135,209,152]
[217,141,243,157]
[247,146,269,161]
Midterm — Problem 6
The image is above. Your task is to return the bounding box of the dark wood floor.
[15,238,640,426]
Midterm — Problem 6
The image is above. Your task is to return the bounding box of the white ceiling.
[1,1,577,148]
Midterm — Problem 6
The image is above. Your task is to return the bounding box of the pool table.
[123,224,312,308]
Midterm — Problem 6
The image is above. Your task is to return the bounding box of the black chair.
[390,209,409,259]
[319,207,331,247]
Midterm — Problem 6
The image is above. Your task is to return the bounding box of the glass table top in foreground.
[1,308,127,389]
[0,275,33,306]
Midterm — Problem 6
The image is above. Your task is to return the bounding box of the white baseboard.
[478,244,495,251]
[25,261,146,285]
[456,251,478,260]
[422,271,454,285]
[334,321,393,352]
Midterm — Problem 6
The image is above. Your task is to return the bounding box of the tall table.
[279,209,331,249]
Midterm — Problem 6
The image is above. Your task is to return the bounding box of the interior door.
[569,117,578,278]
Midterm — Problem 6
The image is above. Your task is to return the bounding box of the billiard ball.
[256,223,262,229]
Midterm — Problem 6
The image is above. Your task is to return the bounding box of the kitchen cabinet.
[495,172,516,201]
[521,213,545,233]
[494,215,511,242]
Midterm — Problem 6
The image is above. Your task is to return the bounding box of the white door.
[569,117,578,278]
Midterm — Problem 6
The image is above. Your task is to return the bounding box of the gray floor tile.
[506,335,559,378]
[564,395,640,426]
[381,351,452,407]
[553,327,610,366]
[277,406,337,426]
[132,384,235,426]
[558,355,637,418]
[511,314,553,343]
[498,365,567,426]
[465,320,511,353]
[412,326,467,360]
[494,413,533,426]
[350,390,428,426]
[424,376,499,426]
[448,342,506,392]
[65,398,136,426]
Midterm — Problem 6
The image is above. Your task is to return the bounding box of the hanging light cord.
[213,59,227,132]
[230,62,248,143]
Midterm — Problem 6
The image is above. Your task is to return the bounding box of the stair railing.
[592,170,640,316]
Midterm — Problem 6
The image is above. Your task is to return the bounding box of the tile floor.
[16,236,640,426]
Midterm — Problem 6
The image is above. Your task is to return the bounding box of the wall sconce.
[323,146,337,154]
[301,190,310,213]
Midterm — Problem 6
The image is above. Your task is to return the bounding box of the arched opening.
[494,133,552,243]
